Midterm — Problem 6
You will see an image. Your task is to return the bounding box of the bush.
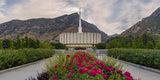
[96,43,106,49]
[0,49,54,70]
[108,48,160,69]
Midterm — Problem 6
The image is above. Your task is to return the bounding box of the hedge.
[0,48,54,70]
[108,48,160,69]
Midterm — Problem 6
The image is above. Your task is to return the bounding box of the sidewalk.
[0,56,160,80]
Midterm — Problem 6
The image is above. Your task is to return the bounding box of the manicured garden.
[28,51,133,80]
[0,49,54,70]
[108,48,160,69]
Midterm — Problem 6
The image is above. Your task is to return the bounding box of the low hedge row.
[0,48,54,70]
[108,48,160,69]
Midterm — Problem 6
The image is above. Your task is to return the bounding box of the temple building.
[59,8,101,48]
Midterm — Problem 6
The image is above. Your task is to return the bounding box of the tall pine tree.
[16,35,23,49]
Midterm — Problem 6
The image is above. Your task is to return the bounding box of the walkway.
[0,56,159,80]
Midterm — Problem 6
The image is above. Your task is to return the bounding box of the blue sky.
[0,0,160,35]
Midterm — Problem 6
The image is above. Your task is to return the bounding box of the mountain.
[0,13,109,42]
[121,7,160,37]
[110,34,119,37]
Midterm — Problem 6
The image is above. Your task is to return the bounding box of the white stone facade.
[59,32,101,45]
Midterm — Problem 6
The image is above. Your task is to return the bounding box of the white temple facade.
[59,8,101,48]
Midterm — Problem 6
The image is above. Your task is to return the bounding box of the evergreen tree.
[36,39,40,48]
[30,39,37,49]
[146,41,154,49]
[42,39,51,48]
[120,37,126,48]
[24,36,29,48]
[132,40,136,49]
[107,39,121,49]
[126,42,131,48]
[0,38,3,49]
[156,36,160,49]
[16,35,23,49]
[136,38,144,48]
[9,37,14,49]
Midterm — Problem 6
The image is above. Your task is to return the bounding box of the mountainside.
[121,7,160,37]
[0,13,109,42]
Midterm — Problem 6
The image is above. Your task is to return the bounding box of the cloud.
[1,0,160,35]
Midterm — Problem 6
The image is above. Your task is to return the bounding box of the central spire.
[78,8,82,33]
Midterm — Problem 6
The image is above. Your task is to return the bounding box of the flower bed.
[108,48,160,69]
[30,51,133,80]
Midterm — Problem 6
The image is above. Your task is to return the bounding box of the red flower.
[97,69,103,74]
[67,54,70,58]
[69,67,73,70]
[79,68,83,73]
[52,75,56,79]
[99,62,104,65]
[83,68,89,73]
[67,74,72,78]
[103,74,108,79]
[90,69,96,77]
[63,65,66,68]
[71,70,75,73]
[124,71,131,77]
[126,77,133,80]
[80,64,85,67]
[117,70,122,74]
[87,65,92,69]
[77,63,81,66]
[103,66,108,70]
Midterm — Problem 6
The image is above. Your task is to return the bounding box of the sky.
[0,0,160,35]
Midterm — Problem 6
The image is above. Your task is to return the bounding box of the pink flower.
[103,66,108,70]
[63,65,66,68]
[79,68,83,73]
[80,64,85,67]
[67,74,72,78]
[71,70,75,73]
[143,54,146,57]
[126,77,133,80]
[117,70,122,74]
[69,67,73,70]
[99,62,104,65]
[103,74,108,79]
[90,69,96,77]
[87,65,92,69]
[97,69,103,74]
[92,68,97,72]
[52,75,56,79]
[107,68,112,72]
[77,63,81,66]
[69,63,72,65]
[124,71,131,77]
[67,54,70,58]
[83,68,89,73]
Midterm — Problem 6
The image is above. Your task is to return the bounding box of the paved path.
[0,56,160,80]
[0,59,47,80]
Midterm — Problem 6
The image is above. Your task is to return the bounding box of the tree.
[2,39,10,49]
[146,41,154,49]
[36,39,40,48]
[107,39,121,49]
[156,36,160,49]
[136,38,144,48]
[16,35,23,49]
[0,38,3,49]
[41,39,52,48]
[30,39,37,49]
[120,37,126,48]
[96,43,106,49]
[126,42,131,48]
[24,36,29,48]
[9,37,14,49]
[132,40,136,49]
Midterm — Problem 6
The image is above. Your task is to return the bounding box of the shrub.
[108,48,160,69]
[96,43,106,49]
[0,49,54,70]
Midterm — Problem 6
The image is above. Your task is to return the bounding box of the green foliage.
[0,49,54,70]
[51,43,66,49]
[131,40,136,49]
[146,41,154,49]
[36,39,40,48]
[95,43,106,49]
[9,37,14,49]
[107,40,121,49]
[108,48,160,69]
[156,36,160,49]
[24,36,29,48]
[0,38,3,49]
[2,39,10,49]
[41,39,52,48]
[136,38,144,48]
[16,35,23,49]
